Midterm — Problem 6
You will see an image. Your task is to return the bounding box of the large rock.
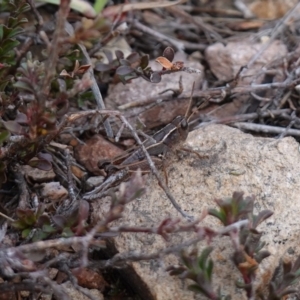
[92,124,300,299]
[205,40,287,83]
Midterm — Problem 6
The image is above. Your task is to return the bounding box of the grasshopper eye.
[180,118,188,130]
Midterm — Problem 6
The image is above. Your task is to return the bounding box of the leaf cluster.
[95,46,183,84]
[0,0,29,91]
[168,247,226,300]
[259,257,300,300]
[169,192,300,299]
[12,200,90,242]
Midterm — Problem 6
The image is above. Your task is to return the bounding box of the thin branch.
[26,0,44,27]
[166,4,223,42]
[277,111,297,139]
[131,19,185,51]
[30,271,71,300]
[119,115,194,220]
[11,163,30,209]
[0,282,49,293]
[92,220,249,268]
[241,2,300,76]
[41,0,71,95]
[232,122,300,137]
[118,76,300,111]
[64,21,113,138]
[61,263,98,300]
[83,169,128,200]
[0,212,14,222]
[105,236,204,267]
[193,109,292,129]
[64,148,77,203]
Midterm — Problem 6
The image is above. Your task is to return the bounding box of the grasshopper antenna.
[186,82,210,126]
[185,81,195,122]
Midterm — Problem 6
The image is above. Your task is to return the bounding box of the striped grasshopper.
[83,83,195,219]
[83,115,189,197]
[106,115,189,173]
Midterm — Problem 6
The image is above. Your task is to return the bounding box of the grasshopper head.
[163,116,189,148]
[178,116,189,141]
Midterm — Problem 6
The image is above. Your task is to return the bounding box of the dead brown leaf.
[71,268,108,291]
[74,135,125,176]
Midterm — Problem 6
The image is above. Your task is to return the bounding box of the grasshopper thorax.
[162,115,189,149]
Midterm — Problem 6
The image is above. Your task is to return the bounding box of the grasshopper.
[105,115,189,172]
[83,115,189,197]
[83,83,195,219]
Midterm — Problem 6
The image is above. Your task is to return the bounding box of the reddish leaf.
[94,62,111,72]
[126,52,140,64]
[37,152,53,162]
[163,46,175,62]
[155,57,173,70]
[72,268,108,290]
[2,120,24,134]
[36,214,51,227]
[60,69,72,78]
[103,49,113,63]
[78,200,90,221]
[15,113,28,124]
[14,80,34,93]
[52,215,67,229]
[116,65,134,76]
[115,50,124,60]
[119,59,130,66]
[75,64,91,75]
[28,158,52,171]
[140,54,149,69]
[16,208,30,219]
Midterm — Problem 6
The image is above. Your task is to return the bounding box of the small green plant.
[168,192,300,299]
[0,0,30,90]
[95,46,186,84]
[93,0,108,14]
[12,200,90,241]
[260,257,300,300]
[168,247,227,300]
[12,204,56,241]
[51,200,90,237]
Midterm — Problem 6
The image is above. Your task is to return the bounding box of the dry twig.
[119,115,193,220]
[131,19,185,51]
[232,122,300,137]
[41,0,71,95]
[64,21,113,138]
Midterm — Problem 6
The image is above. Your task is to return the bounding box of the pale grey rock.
[92,125,300,299]
[39,294,52,300]
[85,176,105,191]
[61,281,104,300]
[39,182,68,202]
[105,53,204,128]
[106,53,203,109]
[22,165,56,183]
[205,40,287,83]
